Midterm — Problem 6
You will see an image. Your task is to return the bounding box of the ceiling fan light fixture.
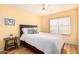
[42,4,46,10]
[42,7,45,10]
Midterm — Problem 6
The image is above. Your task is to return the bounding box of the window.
[50,19,58,33]
[50,16,71,35]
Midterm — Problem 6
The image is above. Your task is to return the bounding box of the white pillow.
[22,28,28,34]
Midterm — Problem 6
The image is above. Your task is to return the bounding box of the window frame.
[49,16,71,35]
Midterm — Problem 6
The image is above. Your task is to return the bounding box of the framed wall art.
[4,18,15,26]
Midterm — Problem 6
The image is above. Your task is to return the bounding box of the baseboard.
[0,48,4,52]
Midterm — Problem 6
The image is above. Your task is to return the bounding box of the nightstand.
[4,37,19,51]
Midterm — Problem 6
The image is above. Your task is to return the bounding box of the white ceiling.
[17,4,79,16]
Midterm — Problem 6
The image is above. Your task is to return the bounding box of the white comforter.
[20,32,64,54]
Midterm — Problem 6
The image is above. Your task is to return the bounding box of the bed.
[20,25,65,54]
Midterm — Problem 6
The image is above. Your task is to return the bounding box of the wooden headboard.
[20,24,37,36]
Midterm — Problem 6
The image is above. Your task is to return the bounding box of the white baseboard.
[0,48,4,52]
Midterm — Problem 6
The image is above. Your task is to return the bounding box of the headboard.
[20,24,37,36]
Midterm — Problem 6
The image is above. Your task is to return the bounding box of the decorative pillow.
[32,28,38,33]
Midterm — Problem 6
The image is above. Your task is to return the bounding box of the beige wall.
[40,8,78,44]
[0,5,40,51]
[78,8,79,46]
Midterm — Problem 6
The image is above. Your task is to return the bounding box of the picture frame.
[4,18,15,26]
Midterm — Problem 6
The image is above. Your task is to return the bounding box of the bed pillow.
[22,28,38,34]
[22,28,28,34]
[32,28,38,33]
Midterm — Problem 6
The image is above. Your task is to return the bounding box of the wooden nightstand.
[4,37,19,52]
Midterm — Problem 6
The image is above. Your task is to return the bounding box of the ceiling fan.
[41,4,51,11]
[42,4,46,10]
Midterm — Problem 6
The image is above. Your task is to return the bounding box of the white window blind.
[50,16,71,35]
[50,19,59,33]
